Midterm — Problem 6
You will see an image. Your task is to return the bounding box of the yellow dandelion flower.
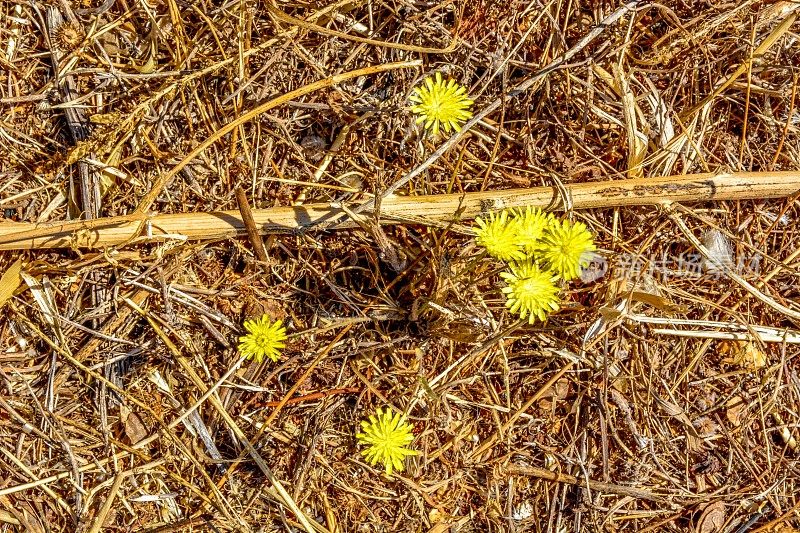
[238,314,287,363]
[409,72,474,136]
[475,210,526,262]
[539,219,597,280]
[512,206,555,254]
[356,407,418,476]
[500,260,560,323]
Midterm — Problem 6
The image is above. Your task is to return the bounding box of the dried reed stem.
[1,171,798,251]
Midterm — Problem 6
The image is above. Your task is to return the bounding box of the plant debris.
[1,1,800,531]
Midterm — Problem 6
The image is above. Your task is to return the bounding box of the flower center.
[520,278,541,294]
[430,94,445,114]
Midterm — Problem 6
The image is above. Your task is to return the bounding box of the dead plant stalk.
[1,171,798,251]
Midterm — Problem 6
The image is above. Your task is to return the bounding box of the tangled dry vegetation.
[2,0,800,531]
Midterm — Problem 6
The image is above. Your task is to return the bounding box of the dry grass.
[1,0,800,531]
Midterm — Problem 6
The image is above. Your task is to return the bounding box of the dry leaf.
[614,64,648,178]
[0,258,23,309]
[20,271,59,327]
[120,404,148,445]
[652,390,701,439]
[538,378,570,410]
[702,229,733,275]
[773,413,798,450]
[427,517,469,533]
[696,501,726,533]
[629,291,689,314]
[770,525,800,533]
[0,496,44,533]
[726,396,746,427]
[721,341,767,370]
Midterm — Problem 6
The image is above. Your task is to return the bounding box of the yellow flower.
[409,72,474,136]
[356,407,418,476]
[238,314,287,363]
[538,219,597,280]
[512,207,554,254]
[500,260,560,323]
[475,210,526,262]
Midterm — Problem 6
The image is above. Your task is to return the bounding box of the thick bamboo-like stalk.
[0,171,798,251]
